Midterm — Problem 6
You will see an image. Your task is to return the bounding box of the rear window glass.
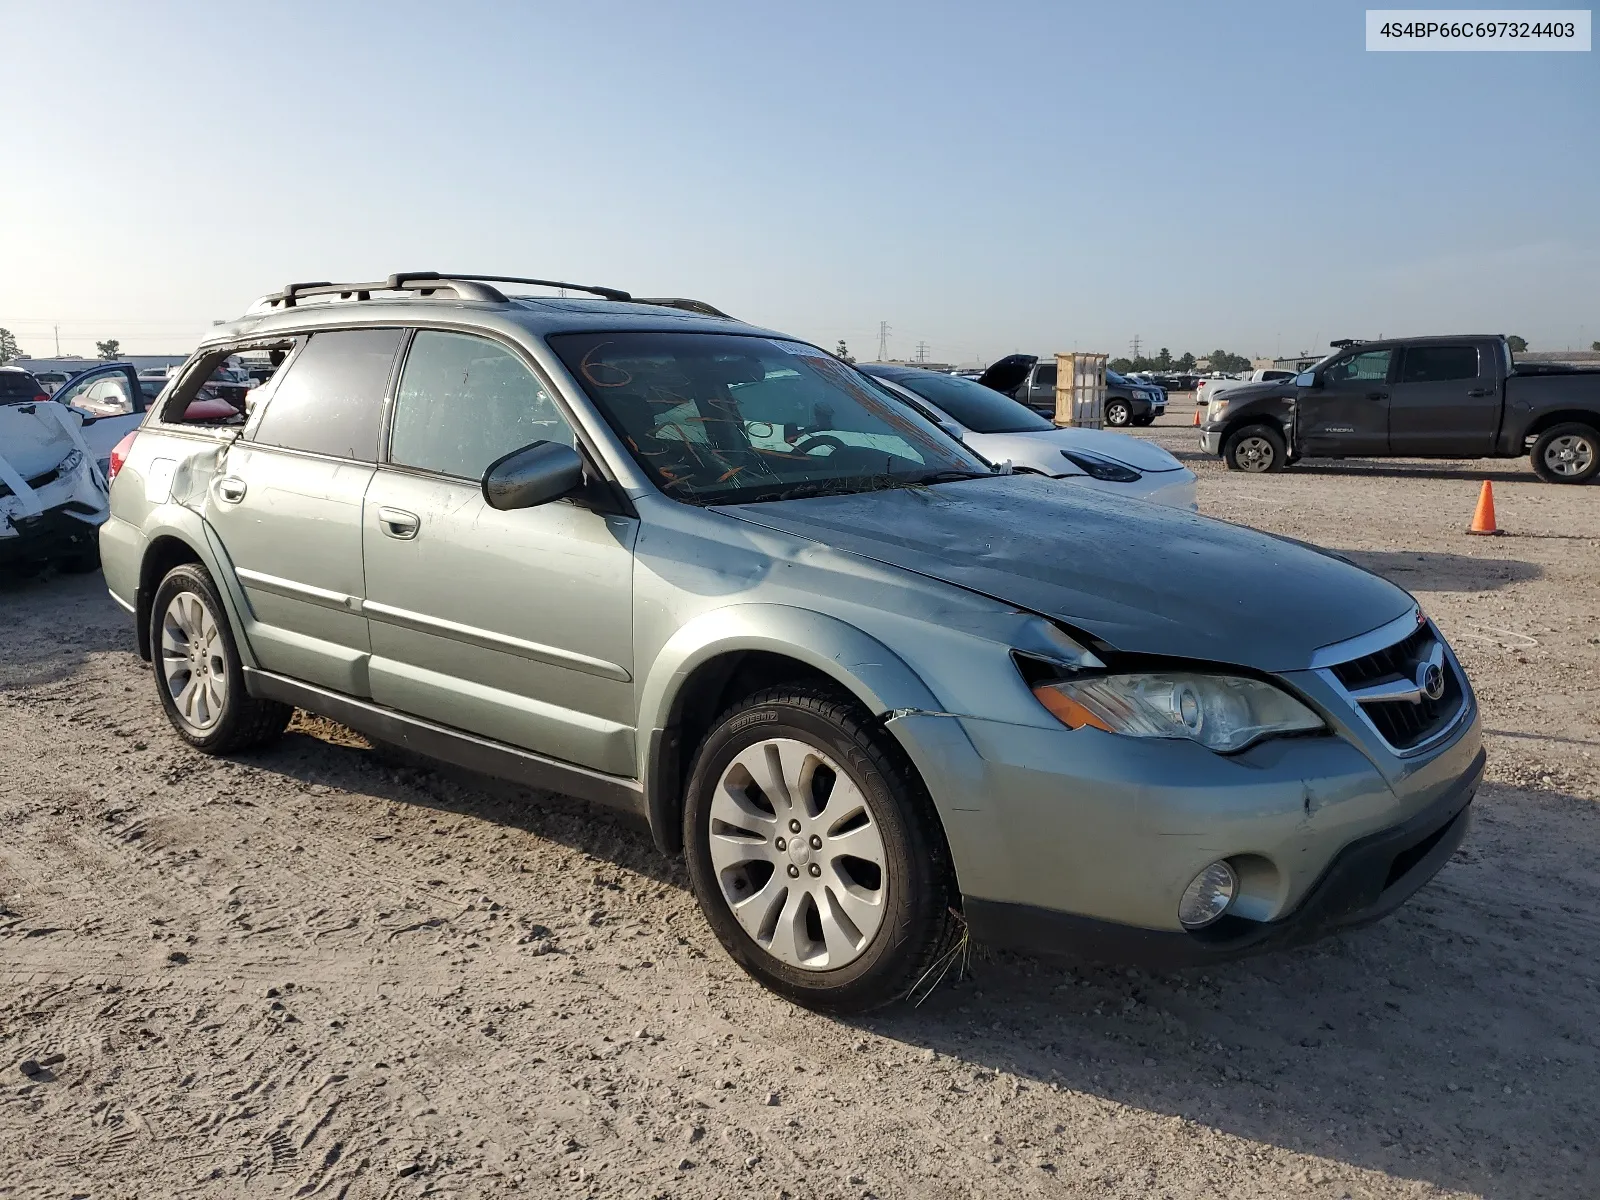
[0,372,42,400]
[250,329,402,460]
[1400,346,1479,384]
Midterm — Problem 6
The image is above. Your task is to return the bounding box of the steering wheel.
[792,433,847,457]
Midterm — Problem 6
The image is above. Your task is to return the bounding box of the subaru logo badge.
[1418,661,1446,702]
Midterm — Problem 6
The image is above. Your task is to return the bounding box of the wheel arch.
[638,605,944,857]
[1521,409,1600,444]
[134,507,258,666]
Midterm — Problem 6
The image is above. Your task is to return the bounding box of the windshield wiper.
[904,469,993,485]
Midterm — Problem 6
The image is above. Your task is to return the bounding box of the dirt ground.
[2,400,1597,1200]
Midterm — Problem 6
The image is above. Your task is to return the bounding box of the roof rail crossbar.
[260,275,510,310]
[434,274,633,302]
[632,297,732,318]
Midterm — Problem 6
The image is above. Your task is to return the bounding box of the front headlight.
[1032,672,1324,752]
[1205,399,1229,422]
[1061,449,1141,483]
[58,449,84,475]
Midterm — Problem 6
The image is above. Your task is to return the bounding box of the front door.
[203,328,404,696]
[51,366,145,477]
[1295,346,1394,455]
[361,330,638,777]
[1388,343,1497,456]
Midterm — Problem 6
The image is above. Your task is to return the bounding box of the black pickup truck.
[1198,335,1600,483]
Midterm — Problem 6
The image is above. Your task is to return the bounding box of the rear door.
[1388,343,1498,456]
[204,328,403,696]
[1295,347,1394,455]
[360,329,638,776]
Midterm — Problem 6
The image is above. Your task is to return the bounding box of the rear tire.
[683,686,957,1013]
[150,563,291,753]
[1530,423,1599,484]
[1225,424,1287,473]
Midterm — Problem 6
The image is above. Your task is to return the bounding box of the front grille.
[1329,622,1466,752]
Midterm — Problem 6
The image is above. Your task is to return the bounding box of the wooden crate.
[1053,352,1107,429]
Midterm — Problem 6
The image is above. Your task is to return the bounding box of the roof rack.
[631,297,733,318]
[253,271,634,312]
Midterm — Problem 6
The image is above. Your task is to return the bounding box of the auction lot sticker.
[1367,9,1591,49]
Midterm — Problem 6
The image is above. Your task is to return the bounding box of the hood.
[976,354,1037,397]
[715,475,1411,673]
[999,426,1184,472]
[0,403,77,480]
[1209,379,1296,407]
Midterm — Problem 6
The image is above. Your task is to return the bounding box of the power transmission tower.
[1129,334,1142,360]
[915,341,929,364]
[877,321,891,361]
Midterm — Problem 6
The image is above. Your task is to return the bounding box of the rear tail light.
[107,432,138,486]
[33,392,49,404]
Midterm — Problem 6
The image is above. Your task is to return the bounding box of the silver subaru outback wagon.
[101,273,1484,1012]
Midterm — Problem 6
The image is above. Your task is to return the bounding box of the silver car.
[101,273,1484,1012]
[859,364,1197,509]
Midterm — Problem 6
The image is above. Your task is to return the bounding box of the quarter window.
[1400,346,1479,384]
[388,331,574,480]
[250,329,402,460]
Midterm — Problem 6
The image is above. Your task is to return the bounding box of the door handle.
[215,476,247,503]
[1366,391,1389,401]
[1466,388,1491,397]
[377,507,420,540]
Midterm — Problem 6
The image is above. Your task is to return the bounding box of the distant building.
[1517,349,1600,367]
[1272,352,1324,372]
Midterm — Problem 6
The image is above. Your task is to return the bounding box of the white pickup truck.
[1196,368,1298,410]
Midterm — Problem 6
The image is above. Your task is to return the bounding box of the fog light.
[1179,861,1237,929]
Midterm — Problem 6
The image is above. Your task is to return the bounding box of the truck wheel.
[1531,423,1599,484]
[1106,400,1132,427]
[150,563,292,753]
[683,685,958,1014]
[1225,425,1286,473]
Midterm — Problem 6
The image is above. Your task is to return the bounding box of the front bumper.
[964,747,1481,968]
[887,684,1483,967]
[0,503,103,564]
[1199,428,1224,455]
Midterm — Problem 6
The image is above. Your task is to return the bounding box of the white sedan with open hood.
[860,364,1196,509]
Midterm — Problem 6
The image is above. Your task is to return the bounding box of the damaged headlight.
[59,449,84,476]
[1032,672,1323,753]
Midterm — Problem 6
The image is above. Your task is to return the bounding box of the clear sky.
[3,0,1595,362]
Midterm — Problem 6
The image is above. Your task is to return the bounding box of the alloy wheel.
[1542,434,1595,478]
[707,737,887,970]
[1106,402,1131,426]
[159,591,228,732]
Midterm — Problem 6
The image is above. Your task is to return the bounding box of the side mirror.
[482,440,584,511]
[1294,371,1318,388]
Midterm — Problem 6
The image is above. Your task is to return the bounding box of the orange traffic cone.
[1467,480,1503,535]
[1192,406,1202,427]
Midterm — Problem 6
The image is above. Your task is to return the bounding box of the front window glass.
[1325,349,1393,384]
[870,369,1053,434]
[548,332,989,505]
[1033,364,1058,389]
[389,331,574,480]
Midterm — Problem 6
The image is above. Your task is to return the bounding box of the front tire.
[150,563,292,753]
[1225,424,1287,473]
[1106,400,1132,427]
[1530,423,1599,484]
[683,686,957,1013]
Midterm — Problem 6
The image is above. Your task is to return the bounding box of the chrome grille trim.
[1315,614,1471,757]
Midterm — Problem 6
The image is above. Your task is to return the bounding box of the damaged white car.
[1,368,110,574]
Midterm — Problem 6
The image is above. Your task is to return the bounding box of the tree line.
[1108,347,1252,375]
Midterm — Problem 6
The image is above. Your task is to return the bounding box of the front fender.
[635,603,946,854]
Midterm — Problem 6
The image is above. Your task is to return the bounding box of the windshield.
[1106,370,1131,387]
[549,332,991,505]
[863,368,1053,434]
